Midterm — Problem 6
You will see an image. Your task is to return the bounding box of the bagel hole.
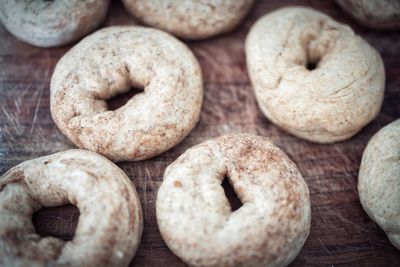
[222,176,242,212]
[32,204,80,241]
[306,61,318,71]
[106,87,143,111]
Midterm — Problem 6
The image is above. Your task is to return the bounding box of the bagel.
[0,0,110,47]
[0,149,143,267]
[121,0,254,39]
[157,134,311,267]
[50,26,203,162]
[336,0,400,30]
[245,7,385,143]
[358,119,400,249]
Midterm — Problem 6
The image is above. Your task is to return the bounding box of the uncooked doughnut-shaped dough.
[122,0,254,39]
[0,0,110,47]
[157,134,311,267]
[359,119,400,249]
[246,7,385,143]
[336,0,400,30]
[0,149,143,267]
[51,26,203,162]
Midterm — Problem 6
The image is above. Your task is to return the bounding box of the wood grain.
[1,0,399,266]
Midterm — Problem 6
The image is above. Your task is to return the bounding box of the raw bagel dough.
[157,134,311,267]
[0,0,110,47]
[0,149,143,267]
[51,26,203,162]
[246,7,385,143]
[336,0,400,30]
[359,119,400,249]
[122,0,254,39]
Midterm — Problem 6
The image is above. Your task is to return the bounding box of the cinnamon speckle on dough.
[173,180,182,188]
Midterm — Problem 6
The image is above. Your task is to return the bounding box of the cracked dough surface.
[336,0,400,30]
[0,0,110,47]
[0,149,143,267]
[51,26,203,162]
[359,119,400,250]
[122,0,254,39]
[157,134,311,267]
[245,7,385,143]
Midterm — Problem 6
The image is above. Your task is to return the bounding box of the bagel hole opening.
[304,47,322,71]
[306,61,318,71]
[32,204,80,241]
[106,87,144,111]
[222,176,242,212]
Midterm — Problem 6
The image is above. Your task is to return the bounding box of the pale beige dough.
[336,0,400,30]
[122,0,254,39]
[0,149,143,267]
[246,7,385,143]
[157,134,311,267]
[0,0,110,47]
[358,119,400,249]
[50,26,203,162]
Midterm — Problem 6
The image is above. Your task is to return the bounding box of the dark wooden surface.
[1,0,399,266]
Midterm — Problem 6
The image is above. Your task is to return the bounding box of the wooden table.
[1,0,399,266]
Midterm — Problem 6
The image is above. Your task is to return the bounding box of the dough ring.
[157,134,311,267]
[121,0,254,39]
[0,149,143,267]
[359,119,400,249]
[50,26,203,162]
[336,0,400,30]
[0,0,110,47]
[246,7,385,143]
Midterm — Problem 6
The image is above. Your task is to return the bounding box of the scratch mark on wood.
[2,106,22,136]
[194,47,220,80]
[14,99,21,114]
[318,237,333,256]
[30,85,44,134]
[44,50,52,79]
[326,209,370,234]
